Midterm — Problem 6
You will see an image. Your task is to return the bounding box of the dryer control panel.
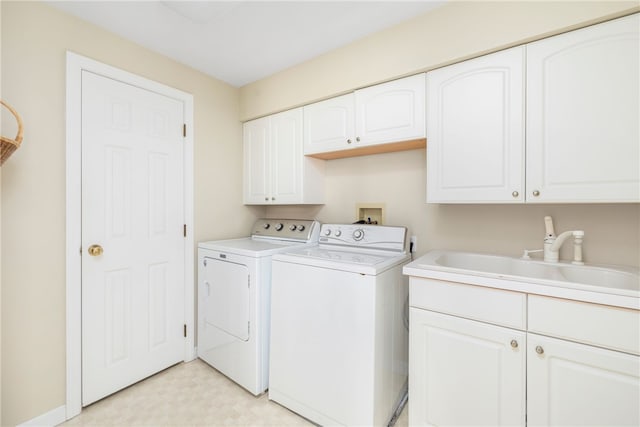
[319,224,407,252]
[251,218,320,242]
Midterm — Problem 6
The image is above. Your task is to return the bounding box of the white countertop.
[404,251,640,310]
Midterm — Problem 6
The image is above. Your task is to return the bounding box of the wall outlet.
[410,235,417,252]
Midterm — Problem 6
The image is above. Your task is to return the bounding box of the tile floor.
[62,359,409,426]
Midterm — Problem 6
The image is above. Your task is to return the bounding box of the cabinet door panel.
[355,74,425,146]
[243,117,270,204]
[271,108,302,204]
[527,333,640,426]
[409,308,525,426]
[526,14,639,202]
[303,94,354,155]
[426,46,524,203]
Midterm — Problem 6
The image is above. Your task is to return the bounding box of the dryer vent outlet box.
[356,204,385,225]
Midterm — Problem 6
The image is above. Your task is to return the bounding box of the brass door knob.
[88,244,104,256]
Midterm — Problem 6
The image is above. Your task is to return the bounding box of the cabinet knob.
[510,339,518,349]
[533,190,540,197]
[347,139,352,144]
[535,345,544,355]
[271,197,275,201]
[512,191,519,198]
[356,137,361,142]
[264,197,268,201]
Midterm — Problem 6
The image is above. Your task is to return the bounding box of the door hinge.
[183,124,186,138]
[248,276,250,288]
[183,224,187,237]
[184,324,187,338]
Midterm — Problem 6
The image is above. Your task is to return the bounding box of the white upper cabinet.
[243,116,270,204]
[304,74,426,158]
[243,108,324,205]
[426,46,525,203]
[355,73,426,146]
[526,14,639,203]
[303,94,355,155]
[426,13,639,203]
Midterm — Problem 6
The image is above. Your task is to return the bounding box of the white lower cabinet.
[527,334,640,427]
[409,308,526,426]
[409,277,640,426]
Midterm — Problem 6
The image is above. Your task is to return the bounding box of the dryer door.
[202,257,250,341]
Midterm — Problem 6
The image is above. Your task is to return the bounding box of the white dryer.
[269,223,410,426]
[197,219,320,395]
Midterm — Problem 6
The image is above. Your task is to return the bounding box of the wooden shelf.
[306,138,426,160]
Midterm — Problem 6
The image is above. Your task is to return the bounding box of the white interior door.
[81,70,185,406]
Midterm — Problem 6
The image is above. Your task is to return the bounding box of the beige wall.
[249,0,640,267]
[240,1,640,120]
[0,2,258,425]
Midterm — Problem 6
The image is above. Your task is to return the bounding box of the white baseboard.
[17,405,66,427]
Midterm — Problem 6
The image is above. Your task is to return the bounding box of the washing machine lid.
[199,237,316,257]
[273,246,410,275]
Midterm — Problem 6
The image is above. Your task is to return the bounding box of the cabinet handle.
[535,345,544,355]
[510,339,518,349]
[533,190,540,197]
[512,191,519,198]
[347,139,352,144]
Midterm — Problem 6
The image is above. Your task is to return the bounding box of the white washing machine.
[197,218,320,395]
[269,223,410,426]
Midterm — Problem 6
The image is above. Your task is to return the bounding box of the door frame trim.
[65,52,195,419]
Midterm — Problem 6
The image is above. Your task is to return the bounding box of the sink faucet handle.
[522,249,544,259]
[544,216,556,238]
[572,231,585,265]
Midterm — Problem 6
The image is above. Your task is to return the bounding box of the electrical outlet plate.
[355,203,385,225]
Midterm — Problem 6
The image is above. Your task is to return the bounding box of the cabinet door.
[355,74,425,147]
[527,333,640,426]
[243,117,270,204]
[526,14,640,202]
[426,46,525,203]
[303,94,355,155]
[409,308,526,426]
[270,108,303,204]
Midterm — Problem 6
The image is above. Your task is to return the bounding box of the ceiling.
[47,1,446,87]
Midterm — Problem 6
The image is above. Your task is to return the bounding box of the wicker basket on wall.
[1,99,24,165]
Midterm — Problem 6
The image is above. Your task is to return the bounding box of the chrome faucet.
[543,216,584,264]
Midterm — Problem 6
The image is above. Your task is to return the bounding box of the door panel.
[81,71,185,406]
[426,46,525,203]
[526,14,640,202]
[202,258,250,341]
[527,333,640,426]
[409,308,526,426]
[303,93,355,154]
[271,108,302,204]
[355,73,425,146]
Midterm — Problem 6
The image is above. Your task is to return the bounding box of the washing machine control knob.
[324,229,331,236]
[335,230,342,237]
[353,229,364,241]
[289,224,297,231]
[275,223,284,231]
[263,223,270,229]
[298,225,305,232]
